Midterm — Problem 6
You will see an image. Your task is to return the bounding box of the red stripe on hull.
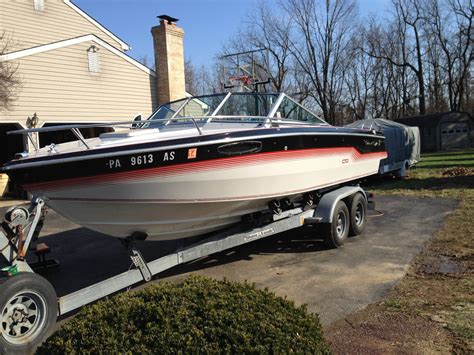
[48,172,378,203]
[24,147,387,192]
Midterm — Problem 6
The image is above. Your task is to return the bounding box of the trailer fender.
[314,186,367,223]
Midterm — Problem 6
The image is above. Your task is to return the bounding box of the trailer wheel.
[0,273,57,354]
[349,193,368,236]
[322,200,349,248]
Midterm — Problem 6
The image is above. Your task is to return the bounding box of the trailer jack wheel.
[0,273,57,354]
[321,200,349,248]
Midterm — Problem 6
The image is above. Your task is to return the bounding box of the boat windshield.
[273,96,326,123]
[147,94,228,121]
[146,92,327,125]
[217,93,279,116]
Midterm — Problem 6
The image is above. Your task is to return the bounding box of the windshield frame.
[146,92,328,126]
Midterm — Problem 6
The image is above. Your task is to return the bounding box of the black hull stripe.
[3,128,384,170]
[6,130,387,186]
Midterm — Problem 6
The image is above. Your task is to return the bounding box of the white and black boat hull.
[3,126,387,241]
[20,146,385,240]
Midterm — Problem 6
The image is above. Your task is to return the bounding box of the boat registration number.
[107,151,177,169]
[106,155,153,169]
[130,154,154,166]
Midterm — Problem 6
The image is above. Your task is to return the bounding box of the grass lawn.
[326,149,474,353]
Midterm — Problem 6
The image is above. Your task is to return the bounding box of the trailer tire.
[0,272,57,355]
[349,193,367,236]
[322,200,349,248]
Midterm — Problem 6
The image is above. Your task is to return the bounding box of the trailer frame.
[0,185,370,353]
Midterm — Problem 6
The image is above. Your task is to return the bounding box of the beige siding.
[0,0,126,52]
[0,40,157,124]
[180,100,210,116]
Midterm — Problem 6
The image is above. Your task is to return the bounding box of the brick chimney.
[151,15,186,105]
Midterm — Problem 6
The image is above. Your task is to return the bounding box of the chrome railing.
[7,113,328,152]
[7,92,327,152]
[6,115,271,151]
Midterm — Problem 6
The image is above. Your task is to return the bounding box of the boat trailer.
[0,185,372,353]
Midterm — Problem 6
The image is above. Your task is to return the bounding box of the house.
[0,0,186,195]
[394,112,473,152]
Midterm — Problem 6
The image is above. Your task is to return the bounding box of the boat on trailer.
[0,91,387,353]
[1,92,387,241]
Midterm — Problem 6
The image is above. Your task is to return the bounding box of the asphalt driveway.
[0,195,457,325]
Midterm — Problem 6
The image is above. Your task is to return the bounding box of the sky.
[75,0,391,70]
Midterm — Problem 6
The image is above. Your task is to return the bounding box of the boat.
[1,92,387,241]
[346,118,420,177]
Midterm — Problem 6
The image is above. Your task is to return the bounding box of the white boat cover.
[346,118,420,174]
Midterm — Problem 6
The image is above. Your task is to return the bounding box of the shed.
[394,112,473,152]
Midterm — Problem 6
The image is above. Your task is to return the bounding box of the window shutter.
[34,0,45,11]
[87,46,100,73]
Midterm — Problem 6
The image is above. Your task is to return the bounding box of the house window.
[87,45,100,73]
[34,0,45,11]
[424,128,431,136]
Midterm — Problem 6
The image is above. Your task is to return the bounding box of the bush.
[38,276,329,353]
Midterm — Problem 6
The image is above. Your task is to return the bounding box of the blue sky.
[75,0,391,69]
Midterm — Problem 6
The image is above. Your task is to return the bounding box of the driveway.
[0,195,457,325]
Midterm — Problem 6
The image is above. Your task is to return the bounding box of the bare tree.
[426,0,473,112]
[185,58,198,95]
[423,26,449,112]
[281,0,357,124]
[219,0,294,93]
[215,0,472,120]
[364,0,427,115]
[344,31,371,119]
[185,58,220,96]
[0,31,21,110]
[250,1,294,93]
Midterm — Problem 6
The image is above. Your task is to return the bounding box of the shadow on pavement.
[30,223,331,297]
